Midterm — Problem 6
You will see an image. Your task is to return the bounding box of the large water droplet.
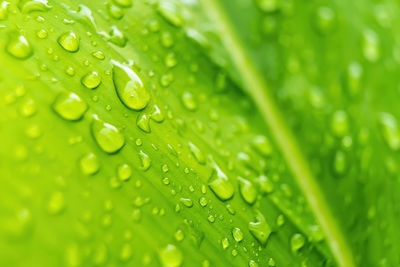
[18,0,51,13]
[248,211,271,246]
[6,32,33,60]
[159,244,183,267]
[91,115,125,153]
[208,158,234,201]
[112,60,150,110]
[58,31,80,52]
[52,91,87,121]
[238,177,257,205]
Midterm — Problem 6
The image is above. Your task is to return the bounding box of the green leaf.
[0,0,396,267]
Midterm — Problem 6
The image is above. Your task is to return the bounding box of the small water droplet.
[208,159,234,201]
[232,227,243,242]
[47,191,65,215]
[254,175,274,194]
[106,26,127,47]
[117,163,132,181]
[150,104,164,122]
[290,233,305,253]
[331,110,349,137]
[181,91,197,111]
[92,50,105,60]
[199,197,208,207]
[180,198,193,208]
[137,113,151,133]
[80,152,100,175]
[139,150,151,170]
[249,211,271,246]
[249,260,258,267]
[362,29,380,62]
[91,116,125,153]
[238,177,257,205]
[161,31,174,48]
[159,244,183,267]
[174,229,184,242]
[52,91,87,121]
[107,3,124,19]
[379,112,400,150]
[252,135,272,156]
[188,141,205,164]
[6,32,33,60]
[82,71,101,89]
[221,237,229,249]
[58,31,80,52]
[112,60,150,110]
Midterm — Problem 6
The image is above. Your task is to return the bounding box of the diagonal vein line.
[200,1,355,266]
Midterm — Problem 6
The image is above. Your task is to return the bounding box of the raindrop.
[80,152,100,175]
[82,71,101,89]
[238,177,257,205]
[52,91,87,121]
[91,115,125,153]
[139,150,151,170]
[6,32,33,60]
[208,158,234,201]
[58,31,80,52]
[248,211,271,246]
[232,227,243,242]
[159,244,183,267]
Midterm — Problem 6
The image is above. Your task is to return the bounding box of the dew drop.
[47,191,65,215]
[117,163,132,181]
[221,237,229,249]
[58,31,80,52]
[290,233,305,253]
[181,91,197,111]
[112,60,150,110]
[188,141,205,164]
[180,198,193,208]
[139,150,151,170]
[18,0,51,13]
[252,135,272,156]
[6,32,33,60]
[52,91,87,121]
[254,175,274,194]
[248,211,271,246]
[81,71,101,89]
[249,260,258,267]
[150,104,164,122]
[238,177,257,205]
[208,160,234,201]
[379,112,400,151]
[91,116,125,153]
[232,227,243,242]
[80,152,100,175]
[199,197,208,207]
[158,2,184,27]
[174,229,184,242]
[159,244,183,267]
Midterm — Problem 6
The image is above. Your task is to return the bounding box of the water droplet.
[254,175,274,194]
[331,110,349,137]
[238,177,257,205]
[333,150,347,175]
[119,243,132,262]
[347,61,363,96]
[256,0,279,12]
[158,2,184,27]
[137,114,151,133]
[174,229,184,241]
[139,150,151,170]
[232,227,243,242]
[248,211,271,246]
[207,215,215,223]
[92,50,105,60]
[6,32,33,60]
[18,0,51,13]
[362,29,380,62]
[268,258,276,267]
[47,191,65,215]
[188,141,205,164]
[80,152,100,175]
[199,197,208,207]
[114,0,132,8]
[20,98,36,117]
[150,104,164,122]
[159,244,183,267]
[379,112,400,150]
[181,91,197,111]
[58,31,80,52]
[208,159,234,201]
[290,233,305,253]
[82,71,101,89]
[0,1,9,20]
[161,31,174,48]
[249,260,258,267]
[165,52,177,68]
[92,243,108,265]
[36,28,48,39]
[221,237,229,249]
[107,3,124,19]
[180,198,193,208]
[107,26,127,47]
[117,163,132,181]
[162,164,169,173]
[112,60,150,110]
[160,73,174,87]
[226,204,235,215]
[91,116,125,153]
[314,6,335,33]
[252,135,272,156]
[52,91,87,121]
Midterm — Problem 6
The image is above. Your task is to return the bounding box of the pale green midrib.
[200,1,355,267]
